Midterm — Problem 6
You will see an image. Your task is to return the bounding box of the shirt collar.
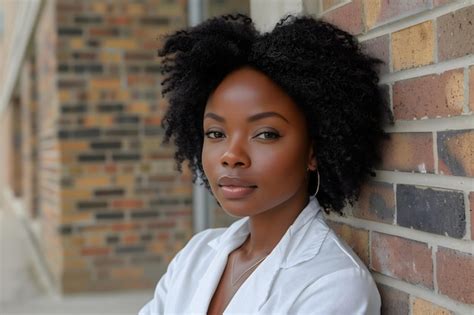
[207,196,328,268]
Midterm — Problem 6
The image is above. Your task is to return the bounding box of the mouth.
[217,176,257,200]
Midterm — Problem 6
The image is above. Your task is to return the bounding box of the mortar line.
[379,55,474,84]
[432,244,439,294]
[325,213,474,254]
[373,170,474,191]
[384,115,474,133]
[433,131,439,175]
[372,272,473,314]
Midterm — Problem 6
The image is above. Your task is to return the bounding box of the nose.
[220,138,251,168]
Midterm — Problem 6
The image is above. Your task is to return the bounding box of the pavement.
[0,207,152,315]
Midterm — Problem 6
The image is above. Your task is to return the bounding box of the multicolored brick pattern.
[319,1,473,312]
[30,0,193,293]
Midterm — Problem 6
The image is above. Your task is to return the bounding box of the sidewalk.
[0,207,152,315]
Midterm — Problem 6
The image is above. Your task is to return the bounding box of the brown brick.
[393,69,464,119]
[69,38,84,50]
[59,140,88,152]
[381,132,434,173]
[111,223,142,232]
[412,297,453,315]
[437,247,474,304]
[110,266,144,280]
[371,232,433,288]
[62,212,92,225]
[437,6,474,62]
[322,0,364,35]
[377,284,409,315]
[327,222,369,265]
[81,247,110,256]
[364,0,432,30]
[437,129,474,177]
[75,176,110,187]
[112,199,144,209]
[353,181,394,223]
[392,21,434,71]
[90,78,121,90]
[361,35,389,74]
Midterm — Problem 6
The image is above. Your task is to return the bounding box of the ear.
[307,143,317,171]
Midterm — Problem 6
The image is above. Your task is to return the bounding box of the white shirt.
[139,197,381,314]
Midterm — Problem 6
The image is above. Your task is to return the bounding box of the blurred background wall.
[0,0,472,314]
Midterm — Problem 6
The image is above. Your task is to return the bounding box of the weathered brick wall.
[54,0,191,293]
[309,1,473,313]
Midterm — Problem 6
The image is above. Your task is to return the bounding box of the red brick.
[377,284,409,315]
[111,223,142,232]
[147,221,177,229]
[437,6,474,62]
[437,130,474,177]
[371,232,433,288]
[327,222,369,265]
[108,16,132,25]
[364,0,432,30]
[381,132,434,173]
[353,181,394,223]
[81,247,110,256]
[111,199,144,209]
[393,69,464,119]
[360,35,389,74]
[436,247,474,304]
[322,0,364,35]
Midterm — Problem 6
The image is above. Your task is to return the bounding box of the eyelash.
[204,130,281,140]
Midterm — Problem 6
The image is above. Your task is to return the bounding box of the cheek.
[252,143,307,184]
[201,143,219,182]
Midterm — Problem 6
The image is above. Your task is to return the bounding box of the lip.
[217,176,257,200]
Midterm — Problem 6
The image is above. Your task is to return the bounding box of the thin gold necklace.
[230,253,269,286]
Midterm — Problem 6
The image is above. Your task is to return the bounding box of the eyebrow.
[204,111,289,124]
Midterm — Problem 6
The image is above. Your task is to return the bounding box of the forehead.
[205,66,299,116]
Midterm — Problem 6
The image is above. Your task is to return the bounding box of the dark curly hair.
[157,13,393,215]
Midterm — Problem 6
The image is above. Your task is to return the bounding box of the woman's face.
[202,66,316,217]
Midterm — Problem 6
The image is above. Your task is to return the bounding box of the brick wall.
[310,1,473,313]
[29,0,193,293]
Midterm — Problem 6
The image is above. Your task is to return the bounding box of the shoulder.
[290,217,381,314]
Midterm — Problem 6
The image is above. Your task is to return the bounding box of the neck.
[239,192,310,258]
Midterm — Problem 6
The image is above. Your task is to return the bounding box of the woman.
[139,13,392,315]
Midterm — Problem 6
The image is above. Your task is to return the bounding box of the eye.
[205,130,225,139]
[255,131,281,140]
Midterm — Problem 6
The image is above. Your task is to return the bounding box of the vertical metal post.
[188,0,210,234]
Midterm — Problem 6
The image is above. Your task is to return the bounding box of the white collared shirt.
[139,197,381,314]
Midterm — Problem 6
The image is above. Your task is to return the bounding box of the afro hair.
[157,13,393,215]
